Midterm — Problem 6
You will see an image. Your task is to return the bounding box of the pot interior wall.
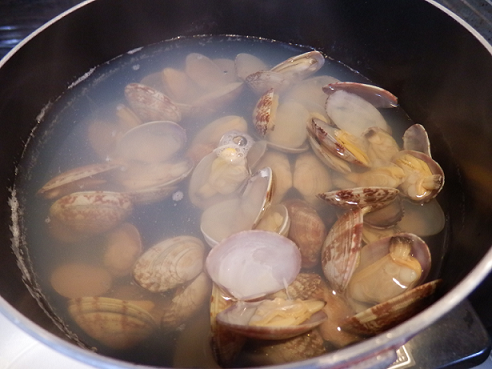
[1,0,492,364]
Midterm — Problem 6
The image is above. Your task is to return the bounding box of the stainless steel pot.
[1,0,492,368]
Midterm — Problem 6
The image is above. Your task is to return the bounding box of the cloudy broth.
[16,35,446,367]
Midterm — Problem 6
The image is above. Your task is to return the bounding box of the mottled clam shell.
[392,150,445,203]
[38,162,121,199]
[402,124,432,158]
[321,208,365,292]
[322,82,398,108]
[307,135,352,174]
[133,235,205,293]
[341,279,441,336]
[270,50,325,82]
[325,90,390,137]
[49,191,133,235]
[245,70,291,95]
[124,83,181,123]
[160,272,212,330]
[269,272,326,301]
[205,230,301,300]
[253,88,278,136]
[68,296,157,349]
[284,199,327,269]
[216,300,327,340]
[318,187,399,211]
[113,121,187,164]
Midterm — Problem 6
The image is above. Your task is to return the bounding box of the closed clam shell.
[318,187,399,211]
[103,223,142,277]
[293,152,332,208]
[124,83,182,123]
[49,191,133,235]
[133,236,205,293]
[50,263,112,298]
[321,208,365,292]
[68,296,157,350]
[341,279,441,336]
[253,88,278,136]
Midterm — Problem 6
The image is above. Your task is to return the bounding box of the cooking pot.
[1,0,492,368]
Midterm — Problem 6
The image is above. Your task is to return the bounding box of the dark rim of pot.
[2,0,492,368]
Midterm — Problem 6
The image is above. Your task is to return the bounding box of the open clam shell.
[133,235,205,293]
[341,279,441,336]
[322,82,398,108]
[318,187,399,211]
[68,296,157,350]
[216,299,327,340]
[255,203,291,237]
[270,50,325,82]
[398,198,445,236]
[402,124,432,157]
[205,230,301,301]
[321,208,365,292]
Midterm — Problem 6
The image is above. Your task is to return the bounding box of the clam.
[124,83,182,123]
[235,53,269,81]
[200,167,273,247]
[245,70,291,95]
[255,203,291,237]
[160,272,212,330]
[321,208,366,292]
[308,117,371,167]
[362,224,403,245]
[190,81,244,116]
[284,200,327,269]
[49,191,133,235]
[112,121,187,164]
[160,67,200,103]
[50,263,112,298]
[188,131,255,209]
[398,198,445,236]
[270,50,325,83]
[318,187,400,211]
[341,279,441,336]
[253,150,292,204]
[243,329,326,366]
[269,273,326,301]
[216,298,326,340]
[38,162,121,200]
[102,223,142,277]
[363,196,404,228]
[284,75,340,111]
[403,124,432,157]
[325,90,390,137]
[344,164,406,188]
[253,88,278,137]
[68,296,157,349]
[308,135,352,174]
[185,53,231,91]
[322,82,398,108]
[392,150,445,203]
[133,235,205,293]
[363,126,400,167]
[187,115,248,163]
[346,233,431,307]
[213,58,238,84]
[205,230,301,301]
[292,152,333,208]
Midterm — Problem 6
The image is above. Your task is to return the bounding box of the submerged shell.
[293,152,332,208]
[49,191,133,235]
[323,82,398,108]
[133,236,205,293]
[270,51,325,82]
[398,199,445,236]
[103,223,142,277]
[205,230,301,301]
[68,297,157,349]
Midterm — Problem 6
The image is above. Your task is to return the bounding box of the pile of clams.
[36,46,444,367]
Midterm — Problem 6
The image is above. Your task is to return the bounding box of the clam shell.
[341,279,441,336]
[103,223,142,277]
[205,230,301,300]
[253,88,278,136]
[49,191,133,235]
[216,299,327,340]
[266,100,309,151]
[113,121,187,164]
[133,235,205,293]
[185,53,230,91]
[50,263,112,298]
[191,81,244,116]
[318,187,399,211]
[124,83,182,123]
[269,272,326,301]
[284,199,327,269]
[38,162,120,199]
[270,50,325,82]
[363,196,404,228]
[308,135,352,174]
[321,208,365,292]
[255,203,291,237]
[398,198,445,236]
[253,150,292,204]
[325,90,390,137]
[323,82,398,108]
[403,124,432,157]
[245,70,291,95]
[68,296,157,349]
[235,53,269,80]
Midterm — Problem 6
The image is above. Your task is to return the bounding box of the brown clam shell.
[318,187,399,211]
[322,82,398,108]
[341,279,441,336]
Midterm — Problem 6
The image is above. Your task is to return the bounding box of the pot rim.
[2,0,492,368]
